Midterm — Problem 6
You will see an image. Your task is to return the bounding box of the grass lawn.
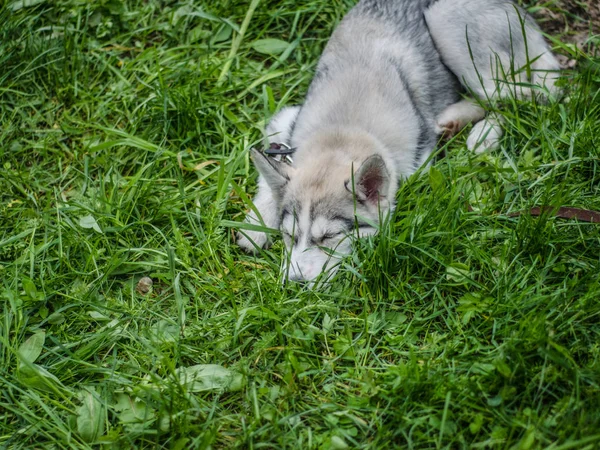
[1,0,599,448]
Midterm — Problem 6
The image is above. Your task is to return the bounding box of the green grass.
[1,0,600,448]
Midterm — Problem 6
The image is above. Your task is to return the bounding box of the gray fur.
[238,0,560,285]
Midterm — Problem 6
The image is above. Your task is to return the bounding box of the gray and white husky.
[237,0,559,284]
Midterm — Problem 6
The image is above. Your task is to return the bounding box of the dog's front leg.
[237,106,300,252]
[435,99,503,152]
[435,99,486,138]
[237,175,280,253]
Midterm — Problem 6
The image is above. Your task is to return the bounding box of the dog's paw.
[436,120,462,139]
[466,119,503,153]
[436,99,486,139]
[237,230,270,254]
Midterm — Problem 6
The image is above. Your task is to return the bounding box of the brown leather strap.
[508,206,600,223]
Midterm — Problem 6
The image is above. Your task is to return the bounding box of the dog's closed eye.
[311,232,343,247]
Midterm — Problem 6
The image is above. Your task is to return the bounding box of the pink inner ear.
[359,167,384,203]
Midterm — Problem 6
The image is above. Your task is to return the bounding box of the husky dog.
[237,0,559,284]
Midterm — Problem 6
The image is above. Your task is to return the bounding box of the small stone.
[136,277,153,294]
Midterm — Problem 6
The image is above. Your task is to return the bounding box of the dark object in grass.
[136,277,153,294]
[508,206,600,222]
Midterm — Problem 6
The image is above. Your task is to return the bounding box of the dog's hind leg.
[425,0,560,151]
[237,106,300,253]
[425,0,559,99]
[530,51,561,99]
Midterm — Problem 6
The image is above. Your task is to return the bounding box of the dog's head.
[251,133,396,285]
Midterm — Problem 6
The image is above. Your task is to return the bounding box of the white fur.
[236,174,279,253]
[436,99,487,136]
[466,115,506,153]
[266,106,300,145]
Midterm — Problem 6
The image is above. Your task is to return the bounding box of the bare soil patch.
[529,0,599,63]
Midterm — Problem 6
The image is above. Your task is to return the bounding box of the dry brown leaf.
[193,160,219,171]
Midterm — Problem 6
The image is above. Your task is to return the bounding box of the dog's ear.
[250,148,293,193]
[346,155,390,205]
